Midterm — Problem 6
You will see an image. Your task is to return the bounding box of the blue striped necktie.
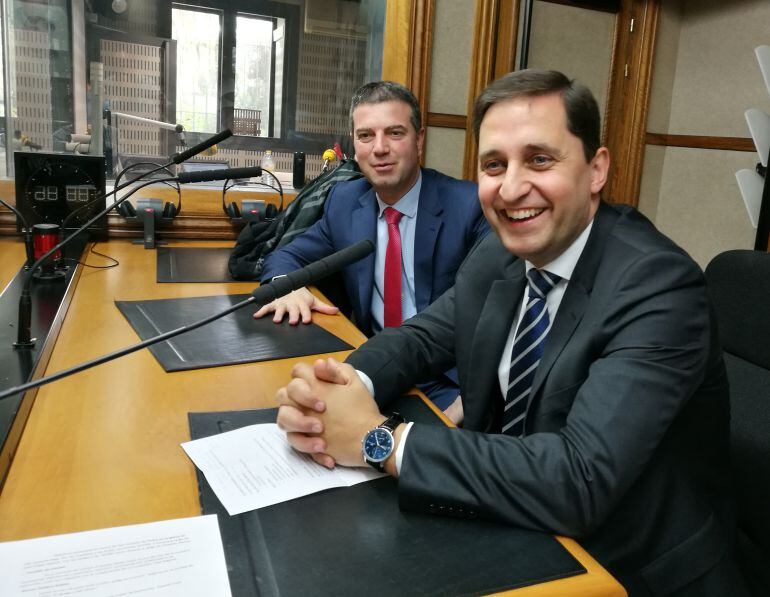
[503,269,561,436]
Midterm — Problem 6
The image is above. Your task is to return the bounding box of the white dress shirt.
[497,220,593,395]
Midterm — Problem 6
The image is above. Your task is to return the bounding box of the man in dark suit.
[275,70,747,595]
[256,81,489,412]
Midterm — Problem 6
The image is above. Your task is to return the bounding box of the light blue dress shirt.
[370,172,422,333]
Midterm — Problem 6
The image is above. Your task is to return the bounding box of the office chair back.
[705,249,770,597]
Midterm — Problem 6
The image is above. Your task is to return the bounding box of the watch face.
[363,428,394,463]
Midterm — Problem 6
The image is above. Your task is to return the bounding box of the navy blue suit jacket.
[260,168,489,336]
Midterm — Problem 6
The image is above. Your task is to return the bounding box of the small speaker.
[293,151,306,189]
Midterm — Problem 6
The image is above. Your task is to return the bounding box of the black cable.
[0,197,30,229]
[63,243,119,269]
[61,162,169,233]
[25,176,177,288]
[221,168,284,216]
[114,162,182,216]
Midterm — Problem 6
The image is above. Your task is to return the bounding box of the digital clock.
[14,151,107,234]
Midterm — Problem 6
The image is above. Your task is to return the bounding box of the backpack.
[228,159,362,280]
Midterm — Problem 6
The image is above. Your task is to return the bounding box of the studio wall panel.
[424,126,466,180]
[427,0,474,116]
[637,145,666,222]
[527,1,615,121]
[646,1,682,134]
[667,0,770,137]
[654,147,755,269]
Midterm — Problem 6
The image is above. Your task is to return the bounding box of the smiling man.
[275,70,748,596]
[256,81,488,413]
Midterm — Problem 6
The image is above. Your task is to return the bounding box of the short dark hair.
[472,69,601,162]
[349,81,422,133]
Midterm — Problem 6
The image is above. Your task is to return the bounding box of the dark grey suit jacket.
[347,202,747,596]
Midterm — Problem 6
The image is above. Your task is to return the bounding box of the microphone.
[172,129,232,165]
[177,166,262,184]
[15,130,236,347]
[0,240,375,402]
[321,148,337,173]
[252,240,374,305]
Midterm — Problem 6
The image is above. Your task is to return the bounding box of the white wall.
[639,0,769,268]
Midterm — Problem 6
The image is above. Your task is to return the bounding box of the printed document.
[182,423,383,515]
[0,514,231,597]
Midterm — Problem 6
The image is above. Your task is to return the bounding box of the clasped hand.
[276,357,385,469]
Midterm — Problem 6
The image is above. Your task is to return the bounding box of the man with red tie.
[256,81,489,415]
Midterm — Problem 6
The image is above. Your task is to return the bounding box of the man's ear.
[589,147,610,195]
[416,127,426,159]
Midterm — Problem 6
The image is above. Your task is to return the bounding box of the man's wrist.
[383,423,407,477]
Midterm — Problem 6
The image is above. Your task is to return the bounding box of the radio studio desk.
[0,236,626,596]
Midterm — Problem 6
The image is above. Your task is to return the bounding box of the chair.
[705,249,770,597]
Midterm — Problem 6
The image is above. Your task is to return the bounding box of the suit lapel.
[466,259,526,432]
[529,201,618,402]
[352,190,378,329]
[413,172,442,310]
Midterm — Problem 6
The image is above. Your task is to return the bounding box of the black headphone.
[115,163,181,220]
[222,168,283,224]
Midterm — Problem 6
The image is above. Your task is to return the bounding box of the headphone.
[222,168,283,224]
[115,163,181,220]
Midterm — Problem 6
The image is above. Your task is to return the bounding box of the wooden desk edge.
[0,254,86,489]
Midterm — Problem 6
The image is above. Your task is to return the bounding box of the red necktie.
[383,207,403,328]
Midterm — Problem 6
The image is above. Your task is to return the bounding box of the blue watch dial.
[364,428,394,462]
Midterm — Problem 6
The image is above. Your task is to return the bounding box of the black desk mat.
[189,396,586,597]
[116,294,353,372]
[156,247,234,283]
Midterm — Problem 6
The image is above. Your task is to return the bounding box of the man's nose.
[499,166,531,201]
[372,133,389,154]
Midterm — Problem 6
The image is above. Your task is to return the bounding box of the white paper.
[182,423,383,515]
[0,515,231,597]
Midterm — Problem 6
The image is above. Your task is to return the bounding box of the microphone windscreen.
[172,129,232,164]
[177,166,262,184]
[252,240,375,304]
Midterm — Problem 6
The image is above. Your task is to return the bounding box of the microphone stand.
[15,176,178,347]
[14,130,234,348]
[0,240,374,402]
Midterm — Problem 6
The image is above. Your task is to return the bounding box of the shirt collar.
[376,171,422,219]
[524,218,594,283]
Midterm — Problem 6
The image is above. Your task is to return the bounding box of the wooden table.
[0,237,26,292]
[0,239,625,597]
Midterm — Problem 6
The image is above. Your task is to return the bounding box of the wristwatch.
[362,413,405,472]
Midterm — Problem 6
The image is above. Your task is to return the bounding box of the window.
[233,14,274,138]
[171,6,221,133]
[171,3,286,139]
